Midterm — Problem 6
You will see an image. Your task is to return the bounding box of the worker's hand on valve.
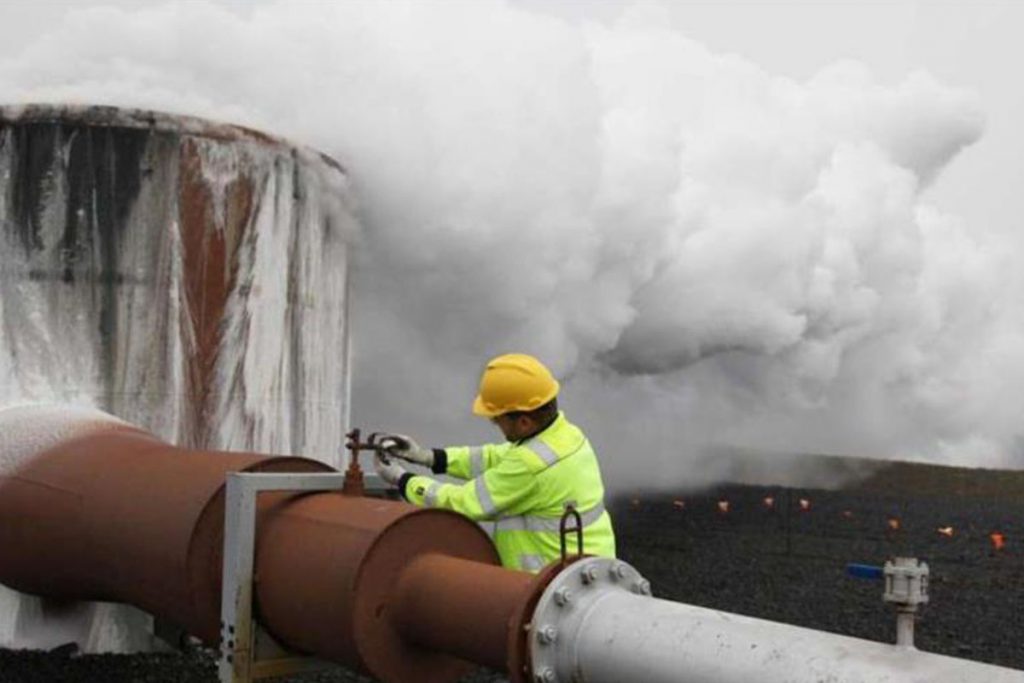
[379,433,434,468]
[374,454,407,486]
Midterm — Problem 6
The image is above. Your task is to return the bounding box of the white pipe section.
[896,610,916,647]
[529,558,1024,683]
[575,593,1024,683]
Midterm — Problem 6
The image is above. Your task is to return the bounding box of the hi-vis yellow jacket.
[402,412,616,572]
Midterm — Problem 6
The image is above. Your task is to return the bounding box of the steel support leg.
[218,472,347,683]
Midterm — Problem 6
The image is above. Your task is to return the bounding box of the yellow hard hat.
[472,353,560,418]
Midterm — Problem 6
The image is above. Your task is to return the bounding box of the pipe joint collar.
[529,558,648,683]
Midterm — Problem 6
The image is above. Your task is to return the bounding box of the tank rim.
[0,102,345,174]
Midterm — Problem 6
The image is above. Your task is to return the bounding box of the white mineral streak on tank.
[205,139,354,457]
[0,105,359,652]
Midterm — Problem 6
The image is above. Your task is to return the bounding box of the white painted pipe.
[896,609,917,647]
[576,593,1024,683]
[529,558,1024,683]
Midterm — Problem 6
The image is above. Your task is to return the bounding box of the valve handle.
[846,563,884,580]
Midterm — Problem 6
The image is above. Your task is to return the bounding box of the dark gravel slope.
[613,482,1024,671]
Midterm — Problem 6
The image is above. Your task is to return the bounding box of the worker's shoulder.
[545,413,590,453]
[510,417,590,473]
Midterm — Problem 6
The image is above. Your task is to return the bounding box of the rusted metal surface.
[341,459,366,496]
[0,420,331,643]
[0,104,354,459]
[0,410,547,683]
[391,553,535,670]
[0,104,345,171]
[177,136,251,445]
[256,497,501,681]
[341,428,371,496]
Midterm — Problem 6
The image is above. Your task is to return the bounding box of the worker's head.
[473,353,560,440]
[490,398,559,441]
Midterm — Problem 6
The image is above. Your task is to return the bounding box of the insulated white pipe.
[574,594,1022,683]
[529,558,1024,683]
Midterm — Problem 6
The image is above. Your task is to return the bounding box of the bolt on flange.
[537,625,558,645]
[535,667,557,683]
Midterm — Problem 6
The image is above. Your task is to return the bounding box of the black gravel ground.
[4,459,1024,682]
[613,482,1024,671]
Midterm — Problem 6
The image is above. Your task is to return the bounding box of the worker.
[374,353,616,573]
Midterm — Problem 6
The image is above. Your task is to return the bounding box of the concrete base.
[0,585,154,653]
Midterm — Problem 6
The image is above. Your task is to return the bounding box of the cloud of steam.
[1,0,1020,490]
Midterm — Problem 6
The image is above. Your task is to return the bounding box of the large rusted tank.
[0,104,356,458]
[0,104,358,651]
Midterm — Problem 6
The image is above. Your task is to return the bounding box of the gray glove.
[380,433,434,468]
[374,453,407,486]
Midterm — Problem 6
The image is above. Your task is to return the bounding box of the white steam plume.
[1,0,1021,490]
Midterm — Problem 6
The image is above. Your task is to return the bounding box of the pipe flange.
[528,557,648,683]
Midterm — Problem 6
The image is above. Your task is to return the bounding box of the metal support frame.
[218,471,347,683]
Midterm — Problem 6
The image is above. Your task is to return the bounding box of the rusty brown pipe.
[0,405,557,682]
[254,491,502,681]
[256,503,564,682]
[389,553,535,670]
[0,408,331,643]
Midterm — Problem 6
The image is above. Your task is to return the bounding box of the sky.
[1,1,1019,246]
[1,0,1022,489]
[513,0,1024,242]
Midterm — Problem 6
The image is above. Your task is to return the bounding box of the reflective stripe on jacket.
[404,412,616,572]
